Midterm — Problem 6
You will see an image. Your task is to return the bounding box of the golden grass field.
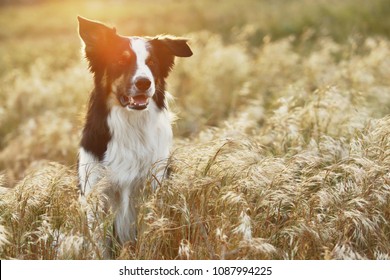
[1,0,390,259]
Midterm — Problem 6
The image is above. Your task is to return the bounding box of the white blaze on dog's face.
[123,38,156,110]
[77,16,193,111]
[130,38,155,96]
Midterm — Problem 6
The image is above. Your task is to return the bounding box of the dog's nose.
[135,77,151,91]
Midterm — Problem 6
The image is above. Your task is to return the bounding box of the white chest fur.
[78,100,173,244]
[104,101,172,190]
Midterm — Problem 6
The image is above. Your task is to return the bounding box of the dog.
[77,16,192,246]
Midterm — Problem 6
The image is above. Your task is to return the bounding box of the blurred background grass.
[0,0,389,177]
[1,0,390,75]
[1,0,390,179]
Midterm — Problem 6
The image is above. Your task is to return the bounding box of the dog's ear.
[152,36,193,58]
[151,36,192,78]
[78,16,116,49]
[78,16,120,71]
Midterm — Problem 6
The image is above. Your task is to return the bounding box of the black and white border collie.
[77,16,192,245]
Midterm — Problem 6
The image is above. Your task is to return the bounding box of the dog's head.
[78,16,192,111]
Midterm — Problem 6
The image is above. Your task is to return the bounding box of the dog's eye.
[145,57,154,66]
[117,57,128,66]
[117,51,131,66]
[117,58,127,66]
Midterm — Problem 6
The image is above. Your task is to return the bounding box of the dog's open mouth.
[119,94,150,110]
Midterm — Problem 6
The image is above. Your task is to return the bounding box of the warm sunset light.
[1,0,390,262]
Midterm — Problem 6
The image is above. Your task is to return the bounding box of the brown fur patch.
[107,74,126,109]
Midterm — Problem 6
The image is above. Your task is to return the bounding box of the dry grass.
[1,0,390,259]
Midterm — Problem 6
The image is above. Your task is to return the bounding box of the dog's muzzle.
[119,94,150,110]
[119,77,153,110]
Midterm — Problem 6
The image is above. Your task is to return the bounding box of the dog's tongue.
[119,94,149,110]
[132,95,149,106]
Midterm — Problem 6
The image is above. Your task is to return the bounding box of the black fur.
[80,87,111,161]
